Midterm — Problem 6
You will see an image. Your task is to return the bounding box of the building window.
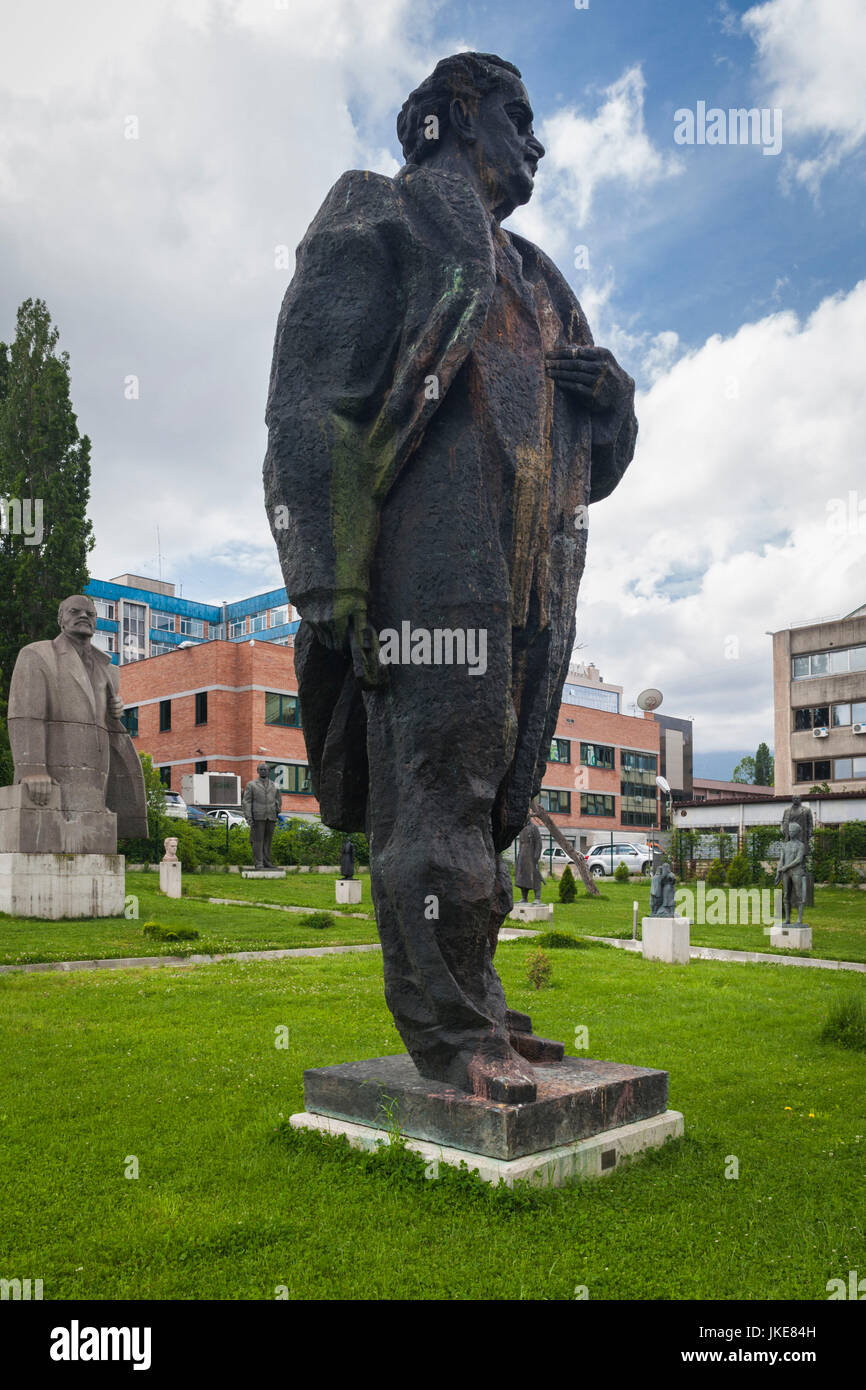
[121,601,147,663]
[158,766,171,788]
[270,605,289,628]
[832,704,851,727]
[269,762,312,794]
[548,738,571,764]
[229,619,246,639]
[151,612,175,632]
[195,691,208,725]
[581,793,615,817]
[210,624,226,641]
[620,750,657,826]
[796,759,831,783]
[122,707,139,737]
[581,741,614,769]
[539,789,571,814]
[621,750,658,773]
[853,702,866,725]
[150,642,174,656]
[195,760,208,775]
[834,758,853,780]
[93,598,115,621]
[249,612,268,633]
[92,631,117,654]
[265,692,301,727]
[792,645,866,679]
[179,618,206,639]
[159,700,171,732]
[794,705,831,731]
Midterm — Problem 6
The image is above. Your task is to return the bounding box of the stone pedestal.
[508,901,553,923]
[0,783,116,855]
[642,916,690,964]
[159,861,182,899]
[0,853,125,919]
[241,868,286,879]
[770,924,812,950]
[336,878,362,904]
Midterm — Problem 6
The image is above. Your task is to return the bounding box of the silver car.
[586,842,653,878]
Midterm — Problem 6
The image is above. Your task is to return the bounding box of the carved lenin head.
[397,52,545,223]
[58,595,97,642]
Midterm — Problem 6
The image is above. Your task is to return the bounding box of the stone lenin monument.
[0,594,148,918]
[242,763,282,870]
[265,53,639,1113]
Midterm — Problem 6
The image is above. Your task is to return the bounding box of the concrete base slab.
[508,901,553,922]
[0,783,116,855]
[241,868,286,879]
[159,861,182,898]
[302,1052,669,1161]
[336,878,362,904]
[289,1108,684,1187]
[769,924,812,949]
[0,853,125,919]
[642,916,690,964]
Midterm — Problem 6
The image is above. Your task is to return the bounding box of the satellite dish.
[637,687,664,711]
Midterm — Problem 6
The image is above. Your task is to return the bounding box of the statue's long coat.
[264,164,636,840]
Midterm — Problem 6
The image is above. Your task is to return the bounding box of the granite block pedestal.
[241,868,286,879]
[292,1052,683,1185]
[336,878,362,904]
[159,861,182,899]
[770,924,812,949]
[508,901,553,923]
[0,852,125,919]
[642,916,690,964]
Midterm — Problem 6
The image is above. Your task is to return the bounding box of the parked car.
[185,805,210,827]
[163,791,188,821]
[206,808,248,829]
[585,842,654,878]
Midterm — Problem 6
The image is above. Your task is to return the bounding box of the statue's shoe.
[466,1050,537,1105]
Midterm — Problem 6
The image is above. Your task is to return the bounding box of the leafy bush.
[726,853,752,888]
[558,865,577,902]
[298,912,335,930]
[819,994,866,1052]
[705,859,726,887]
[141,921,199,943]
[526,946,552,989]
[533,931,584,950]
[613,861,630,882]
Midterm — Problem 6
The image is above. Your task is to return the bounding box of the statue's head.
[257,762,270,779]
[164,836,178,859]
[58,594,97,640]
[397,52,545,221]
[787,823,802,839]
[790,795,801,808]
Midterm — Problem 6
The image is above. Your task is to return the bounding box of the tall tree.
[731,755,756,784]
[0,299,94,779]
[754,741,774,786]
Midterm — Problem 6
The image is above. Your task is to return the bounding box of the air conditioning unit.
[812,727,829,738]
[853,723,866,734]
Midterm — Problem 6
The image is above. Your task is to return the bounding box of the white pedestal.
[508,901,553,922]
[769,924,812,950]
[0,853,125,919]
[336,879,362,904]
[642,916,690,964]
[241,868,286,879]
[159,861,182,899]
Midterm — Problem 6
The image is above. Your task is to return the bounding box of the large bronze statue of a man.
[264,53,637,1102]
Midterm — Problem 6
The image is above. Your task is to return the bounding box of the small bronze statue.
[515,820,543,902]
[774,823,808,925]
[242,763,282,869]
[340,837,356,880]
[650,861,677,917]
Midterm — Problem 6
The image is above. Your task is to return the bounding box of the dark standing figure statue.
[340,837,356,880]
[242,764,282,870]
[264,53,637,1103]
[650,862,677,917]
[515,820,543,902]
[775,823,807,925]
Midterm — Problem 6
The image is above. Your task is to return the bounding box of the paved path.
[0,927,537,977]
[585,936,866,973]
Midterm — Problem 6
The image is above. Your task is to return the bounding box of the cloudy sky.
[2,0,864,777]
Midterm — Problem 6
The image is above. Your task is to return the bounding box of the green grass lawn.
[0,873,379,966]
[0,941,864,1299]
[543,879,866,963]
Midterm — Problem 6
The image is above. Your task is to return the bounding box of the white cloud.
[742,0,866,193]
[579,279,866,751]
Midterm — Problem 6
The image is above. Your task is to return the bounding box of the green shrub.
[141,921,199,943]
[613,861,630,882]
[819,994,866,1052]
[533,931,584,950]
[705,859,726,887]
[526,946,552,989]
[726,853,752,888]
[298,912,335,930]
[558,865,577,902]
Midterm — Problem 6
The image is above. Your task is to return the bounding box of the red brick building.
[120,646,662,844]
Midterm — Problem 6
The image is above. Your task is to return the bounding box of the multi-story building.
[771,604,866,797]
[85,574,301,664]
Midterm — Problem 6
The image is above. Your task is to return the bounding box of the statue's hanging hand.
[545,345,634,415]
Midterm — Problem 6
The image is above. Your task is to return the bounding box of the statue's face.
[472,74,545,220]
[166,838,178,854]
[791,796,801,808]
[59,596,97,640]
[257,764,269,779]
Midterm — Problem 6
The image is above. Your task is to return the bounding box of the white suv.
[586,842,653,878]
[163,791,189,821]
